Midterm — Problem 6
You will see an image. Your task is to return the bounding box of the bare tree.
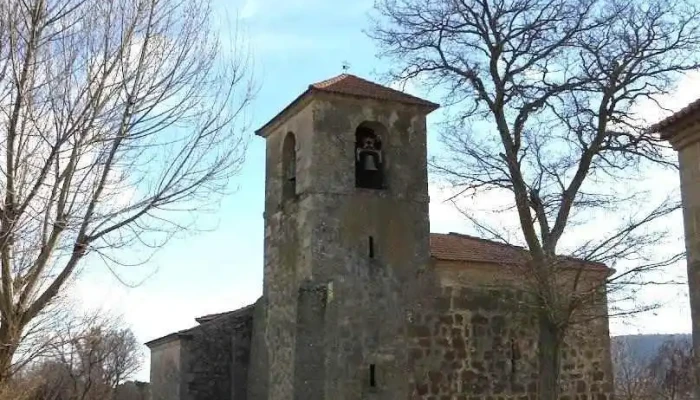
[613,337,653,400]
[648,338,694,400]
[0,0,254,383]
[370,0,700,398]
[22,312,144,400]
[614,336,694,400]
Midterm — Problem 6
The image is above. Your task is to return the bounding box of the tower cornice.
[255,74,439,138]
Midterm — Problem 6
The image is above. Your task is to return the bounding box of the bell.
[363,154,378,171]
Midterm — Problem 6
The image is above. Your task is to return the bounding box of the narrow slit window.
[282,132,297,200]
[369,364,376,387]
[368,236,375,258]
[510,339,519,377]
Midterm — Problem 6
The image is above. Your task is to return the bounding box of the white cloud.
[240,0,260,19]
[635,71,700,125]
[428,182,525,243]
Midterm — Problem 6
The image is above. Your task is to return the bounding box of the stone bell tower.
[250,74,439,400]
[652,100,700,399]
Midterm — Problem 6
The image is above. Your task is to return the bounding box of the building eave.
[649,97,700,142]
[255,88,314,138]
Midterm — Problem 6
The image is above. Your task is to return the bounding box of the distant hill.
[612,334,691,365]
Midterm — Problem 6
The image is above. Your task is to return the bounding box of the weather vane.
[342,61,351,72]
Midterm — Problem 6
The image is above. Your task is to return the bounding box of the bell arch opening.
[355,121,386,189]
[282,132,297,200]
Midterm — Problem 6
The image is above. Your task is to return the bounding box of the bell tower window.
[355,122,385,189]
[282,132,297,200]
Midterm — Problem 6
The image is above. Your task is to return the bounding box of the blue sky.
[67,0,696,381]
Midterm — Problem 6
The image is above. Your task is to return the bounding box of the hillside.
[612,334,691,363]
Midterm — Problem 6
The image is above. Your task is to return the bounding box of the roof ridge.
[431,232,607,269]
[310,73,350,89]
[194,303,255,324]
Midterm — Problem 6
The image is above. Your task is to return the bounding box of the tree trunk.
[0,350,12,386]
[538,312,562,400]
[0,326,20,386]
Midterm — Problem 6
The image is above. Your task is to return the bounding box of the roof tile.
[649,97,700,139]
[429,232,606,270]
[430,233,527,265]
[309,74,439,109]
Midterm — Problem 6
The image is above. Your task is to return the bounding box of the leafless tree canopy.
[615,337,693,400]
[372,0,697,262]
[0,0,254,382]
[649,339,694,400]
[613,338,650,400]
[5,312,144,400]
[370,0,700,398]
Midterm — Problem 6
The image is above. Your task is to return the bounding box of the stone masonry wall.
[303,95,433,400]
[252,84,613,400]
[182,308,254,400]
[258,96,316,400]
[678,138,700,373]
[149,340,183,400]
[408,285,614,400]
[246,298,269,400]
[254,91,435,400]
[231,308,256,400]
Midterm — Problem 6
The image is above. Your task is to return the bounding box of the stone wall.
[182,307,254,400]
[300,95,433,400]
[231,307,256,400]
[678,139,700,367]
[258,97,315,400]
[246,299,269,400]
[254,90,435,400]
[292,281,329,400]
[250,83,613,400]
[408,284,613,399]
[149,340,182,400]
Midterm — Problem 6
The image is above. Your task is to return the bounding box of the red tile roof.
[255,74,439,136]
[429,232,607,270]
[310,74,439,109]
[649,97,700,139]
[430,232,526,264]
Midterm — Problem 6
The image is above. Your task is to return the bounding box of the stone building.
[651,100,700,398]
[146,74,614,400]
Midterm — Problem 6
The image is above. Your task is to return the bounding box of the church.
[146,74,614,400]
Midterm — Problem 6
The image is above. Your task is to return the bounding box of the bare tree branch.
[0,0,255,382]
[371,0,700,398]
